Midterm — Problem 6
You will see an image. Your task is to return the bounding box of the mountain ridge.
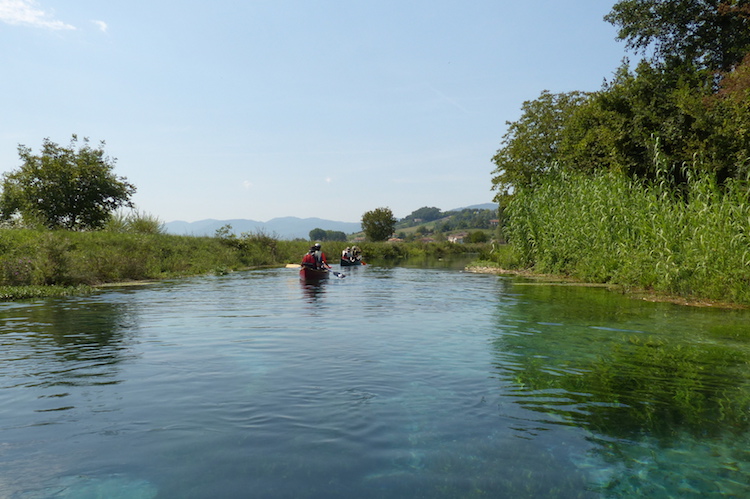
[164,204,498,240]
[164,217,362,240]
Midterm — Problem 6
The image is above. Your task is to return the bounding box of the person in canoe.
[340,245,365,266]
[302,242,330,271]
[351,246,362,262]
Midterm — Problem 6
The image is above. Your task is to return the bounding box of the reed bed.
[504,163,750,304]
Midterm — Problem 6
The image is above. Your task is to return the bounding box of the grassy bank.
[493,165,750,305]
[0,229,309,299]
[0,228,487,300]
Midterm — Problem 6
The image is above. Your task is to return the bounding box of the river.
[1,262,749,498]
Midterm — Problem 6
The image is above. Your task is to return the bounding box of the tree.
[325,230,347,242]
[491,90,590,199]
[559,60,715,180]
[688,52,750,180]
[605,0,750,72]
[467,231,489,243]
[0,136,136,230]
[309,228,327,241]
[309,228,348,241]
[361,207,397,241]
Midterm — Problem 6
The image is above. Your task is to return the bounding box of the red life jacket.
[301,253,316,267]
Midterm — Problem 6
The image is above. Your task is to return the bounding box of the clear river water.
[1,260,750,498]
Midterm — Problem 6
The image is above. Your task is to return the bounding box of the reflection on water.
[490,282,750,496]
[301,281,327,304]
[0,265,749,497]
[0,297,137,395]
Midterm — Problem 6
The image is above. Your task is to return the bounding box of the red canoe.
[299,267,329,281]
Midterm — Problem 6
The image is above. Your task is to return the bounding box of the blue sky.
[1,1,627,223]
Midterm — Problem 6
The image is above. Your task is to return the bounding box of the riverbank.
[466,263,748,310]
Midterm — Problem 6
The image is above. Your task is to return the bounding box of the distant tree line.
[399,206,497,230]
[401,206,443,224]
[435,209,496,231]
[308,228,347,242]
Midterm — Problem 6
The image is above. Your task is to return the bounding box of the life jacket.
[301,253,316,268]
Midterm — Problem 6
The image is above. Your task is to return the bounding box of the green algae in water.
[492,282,750,496]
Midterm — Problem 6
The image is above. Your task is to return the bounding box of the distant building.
[448,232,469,243]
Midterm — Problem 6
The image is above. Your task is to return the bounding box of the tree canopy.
[492,2,750,200]
[0,136,136,230]
[361,207,397,241]
[491,91,589,197]
[605,0,750,72]
[309,228,347,241]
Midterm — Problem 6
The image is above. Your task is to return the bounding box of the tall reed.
[504,161,750,304]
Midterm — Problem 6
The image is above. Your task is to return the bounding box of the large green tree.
[605,0,750,72]
[560,60,718,179]
[361,207,397,241]
[491,90,589,199]
[689,52,750,178]
[0,136,136,230]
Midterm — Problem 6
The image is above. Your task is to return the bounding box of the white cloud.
[0,0,75,30]
[242,180,253,190]
[92,19,107,32]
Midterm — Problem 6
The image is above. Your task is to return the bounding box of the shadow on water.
[490,280,750,495]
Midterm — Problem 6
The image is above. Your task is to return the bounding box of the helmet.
[314,243,321,249]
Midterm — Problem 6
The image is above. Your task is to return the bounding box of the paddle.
[289,263,345,278]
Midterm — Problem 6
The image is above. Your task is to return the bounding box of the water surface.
[1,264,749,497]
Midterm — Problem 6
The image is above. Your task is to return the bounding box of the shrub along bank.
[0,229,308,298]
[495,164,750,305]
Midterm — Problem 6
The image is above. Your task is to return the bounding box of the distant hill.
[164,217,362,240]
[448,203,498,212]
[165,203,497,240]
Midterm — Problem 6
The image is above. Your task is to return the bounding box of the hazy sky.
[1,1,627,223]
